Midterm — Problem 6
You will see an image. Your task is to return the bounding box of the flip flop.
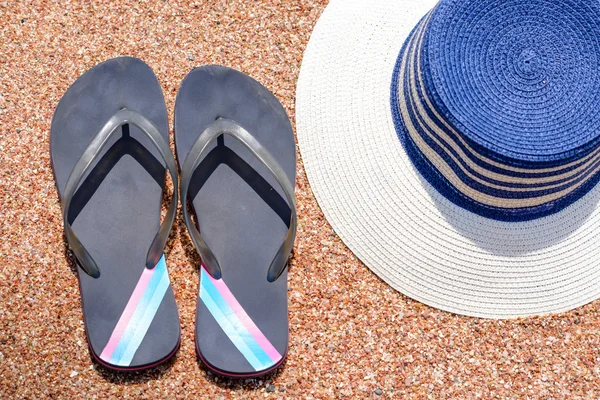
[174,65,297,377]
[50,57,181,371]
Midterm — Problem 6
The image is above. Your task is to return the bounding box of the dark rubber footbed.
[50,57,180,369]
[174,65,296,376]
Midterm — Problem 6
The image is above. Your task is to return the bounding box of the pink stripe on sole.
[99,267,156,361]
[202,265,282,363]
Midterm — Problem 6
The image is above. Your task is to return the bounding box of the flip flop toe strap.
[62,109,179,278]
[180,118,297,282]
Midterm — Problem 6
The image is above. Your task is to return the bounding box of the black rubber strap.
[62,109,178,278]
[180,118,297,282]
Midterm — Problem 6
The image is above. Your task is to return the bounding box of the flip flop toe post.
[51,57,180,371]
[175,66,297,377]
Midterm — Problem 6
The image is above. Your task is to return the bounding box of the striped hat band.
[392,0,600,221]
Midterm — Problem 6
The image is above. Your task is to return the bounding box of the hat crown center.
[517,48,540,75]
[423,0,600,162]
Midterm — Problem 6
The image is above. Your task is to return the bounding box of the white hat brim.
[296,0,600,318]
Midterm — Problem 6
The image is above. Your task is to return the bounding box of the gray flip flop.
[50,57,180,371]
[174,65,296,377]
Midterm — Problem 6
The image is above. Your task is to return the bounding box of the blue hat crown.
[391,0,600,221]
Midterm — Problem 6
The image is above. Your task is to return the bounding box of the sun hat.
[296,0,600,318]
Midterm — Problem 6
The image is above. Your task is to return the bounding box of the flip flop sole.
[175,65,295,377]
[51,57,180,370]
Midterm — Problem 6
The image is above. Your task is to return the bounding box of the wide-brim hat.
[296,0,600,318]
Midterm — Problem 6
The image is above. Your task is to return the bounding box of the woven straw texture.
[296,0,600,318]
[391,0,600,221]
